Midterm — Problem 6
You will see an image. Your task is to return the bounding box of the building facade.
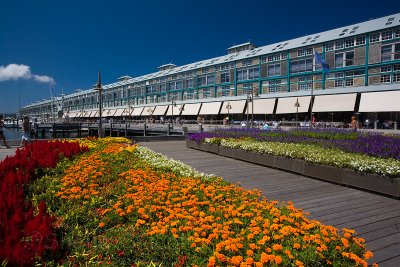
[21,13,400,124]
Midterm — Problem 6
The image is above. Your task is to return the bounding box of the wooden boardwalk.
[139,140,400,267]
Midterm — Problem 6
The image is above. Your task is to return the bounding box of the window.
[219,85,231,96]
[345,38,355,48]
[168,81,182,90]
[394,64,400,71]
[396,28,400,38]
[197,75,215,86]
[241,60,252,67]
[281,53,288,59]
[335,50,354,67]
[268,64,281,77]
[380,74,391,83]
[267,55,274,62]
[267,80,282,93]
[160,84,167,92]
[326,43,334,51]
[185,79,194,88]
[335,72,344,78]
[334,80,344,87]
[381,66,392,72]
[381,31,393,41]
[237,67,259,81]
[298,76,313,90]
[381,43,400,62]
[355,36,365,45]
[290,58,313,73]
[299,83,312,90]
[370,33,380,43]
[220,72,230,83]
[335,40,344,49]
[298,49,306,57]
[345,79,354,87]
[394,73,400,82]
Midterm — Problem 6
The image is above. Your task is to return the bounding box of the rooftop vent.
[386,17,395,25]
[227,42,257,54]
[117,75,132,82]
[157,63,177,72]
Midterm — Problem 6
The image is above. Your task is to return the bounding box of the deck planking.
[139,140,400,266]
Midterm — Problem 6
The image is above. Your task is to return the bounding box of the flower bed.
[0,140,88,266]
[188,129,400,177]
[189,128,400,160]
[27,138,376,266]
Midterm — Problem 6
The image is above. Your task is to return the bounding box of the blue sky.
[0,0,398,113]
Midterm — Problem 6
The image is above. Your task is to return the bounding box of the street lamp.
[295,98,300,122]
[225,102,232,126]
[246,85,258,128]
[171,97,177,129]
[94,71,103,138]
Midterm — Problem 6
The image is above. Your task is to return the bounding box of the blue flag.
[314,49,330,75]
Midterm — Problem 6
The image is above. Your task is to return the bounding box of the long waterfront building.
[21,13,400,124]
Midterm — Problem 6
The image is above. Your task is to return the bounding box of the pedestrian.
[0,115,11,148]
[351,116,357,130]
[21,116,31,147]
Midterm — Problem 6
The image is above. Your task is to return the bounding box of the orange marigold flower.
[363,251,373,260]
[246,250,254,257]
[230,255,243,265]
[293,243,301,249]
[272,244,282,251]
[207,256,216,267]
[99,222,105,228]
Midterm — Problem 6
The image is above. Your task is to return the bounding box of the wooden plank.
[139,140,400,266]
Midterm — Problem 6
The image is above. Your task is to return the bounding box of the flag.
[314,49,330,75]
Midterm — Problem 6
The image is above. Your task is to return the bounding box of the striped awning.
[152,105,169,116]
[131,107,144,116]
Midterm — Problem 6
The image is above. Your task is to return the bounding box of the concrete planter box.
[186,139,201,150]
[233,149,252,162]
[304,163,344,184]
[185,140,400,198]
[342,169,400,197]
[200,142,219,154]
[219,146,236,158]
[250,151,276,167]
[274,157,305,174]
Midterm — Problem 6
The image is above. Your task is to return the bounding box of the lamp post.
[246,85,258,128]
[171,97,177,129]
[225,102,232,126]
[295,98,300,122]
[94,71,103,138]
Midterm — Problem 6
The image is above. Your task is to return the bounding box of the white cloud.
[0,63,55,84]
[33,74,55,84]
[0,64,31,81]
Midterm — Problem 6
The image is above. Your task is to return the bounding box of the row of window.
[370,28,400,43]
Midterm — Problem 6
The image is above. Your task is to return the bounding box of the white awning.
[312,94,357,112]
[181,103,201,116]
[81,111,90,118]
[166,104,183,116]
[276,96,311,114]
[152,105,169,116]
[121,108,131,116]
[131,107,144,116]
[68,112,78,118]
[199,102,222,115]
[143,107,155,116]
[90,111,99,118]
[359,91,400,112]
[113,109,125,116]
[102,109,115,117]
[220,100,246,114]
[245,98,276,114]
